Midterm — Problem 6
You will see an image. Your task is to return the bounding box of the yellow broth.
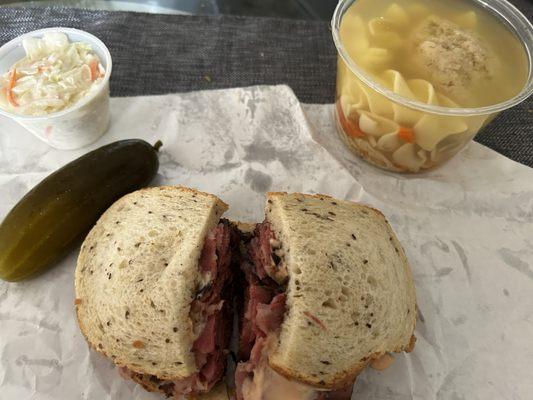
[339,0,528,108]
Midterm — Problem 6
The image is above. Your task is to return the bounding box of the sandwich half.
[235,192,417,400]
[75,186,235,398]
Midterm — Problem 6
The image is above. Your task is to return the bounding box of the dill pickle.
[0,139,161,282]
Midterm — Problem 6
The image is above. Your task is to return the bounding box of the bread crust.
[141,185,229,209]
[269,335,416,389]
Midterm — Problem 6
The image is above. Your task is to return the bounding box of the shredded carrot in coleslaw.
[6,69,18,107]
[89,59,99,81]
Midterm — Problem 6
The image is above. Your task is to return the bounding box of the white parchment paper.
[0,85,532,400]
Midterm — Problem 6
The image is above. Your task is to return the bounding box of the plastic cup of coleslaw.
[0,28,112,150]
[331,0,533,173]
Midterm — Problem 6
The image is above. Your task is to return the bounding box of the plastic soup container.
[331,0,533,172]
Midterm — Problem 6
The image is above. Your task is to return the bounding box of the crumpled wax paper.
[0,85,532,400]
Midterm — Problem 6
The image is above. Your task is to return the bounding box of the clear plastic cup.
[331,0,533,173]
[0,28,112,150]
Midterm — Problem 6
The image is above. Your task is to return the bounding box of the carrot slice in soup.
[398,126,415,143]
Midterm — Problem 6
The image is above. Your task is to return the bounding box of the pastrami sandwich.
[75,186,235,399]
[75,186,417,400]
[235,192,417,400]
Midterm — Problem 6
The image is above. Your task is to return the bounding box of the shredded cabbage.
[0,32,104,116]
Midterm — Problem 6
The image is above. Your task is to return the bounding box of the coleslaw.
[0,32,105,116]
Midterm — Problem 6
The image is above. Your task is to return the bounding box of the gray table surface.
[0,4,531,167]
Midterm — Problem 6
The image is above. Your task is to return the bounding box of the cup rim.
[0,27,112,121]
[331,0,533,116]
